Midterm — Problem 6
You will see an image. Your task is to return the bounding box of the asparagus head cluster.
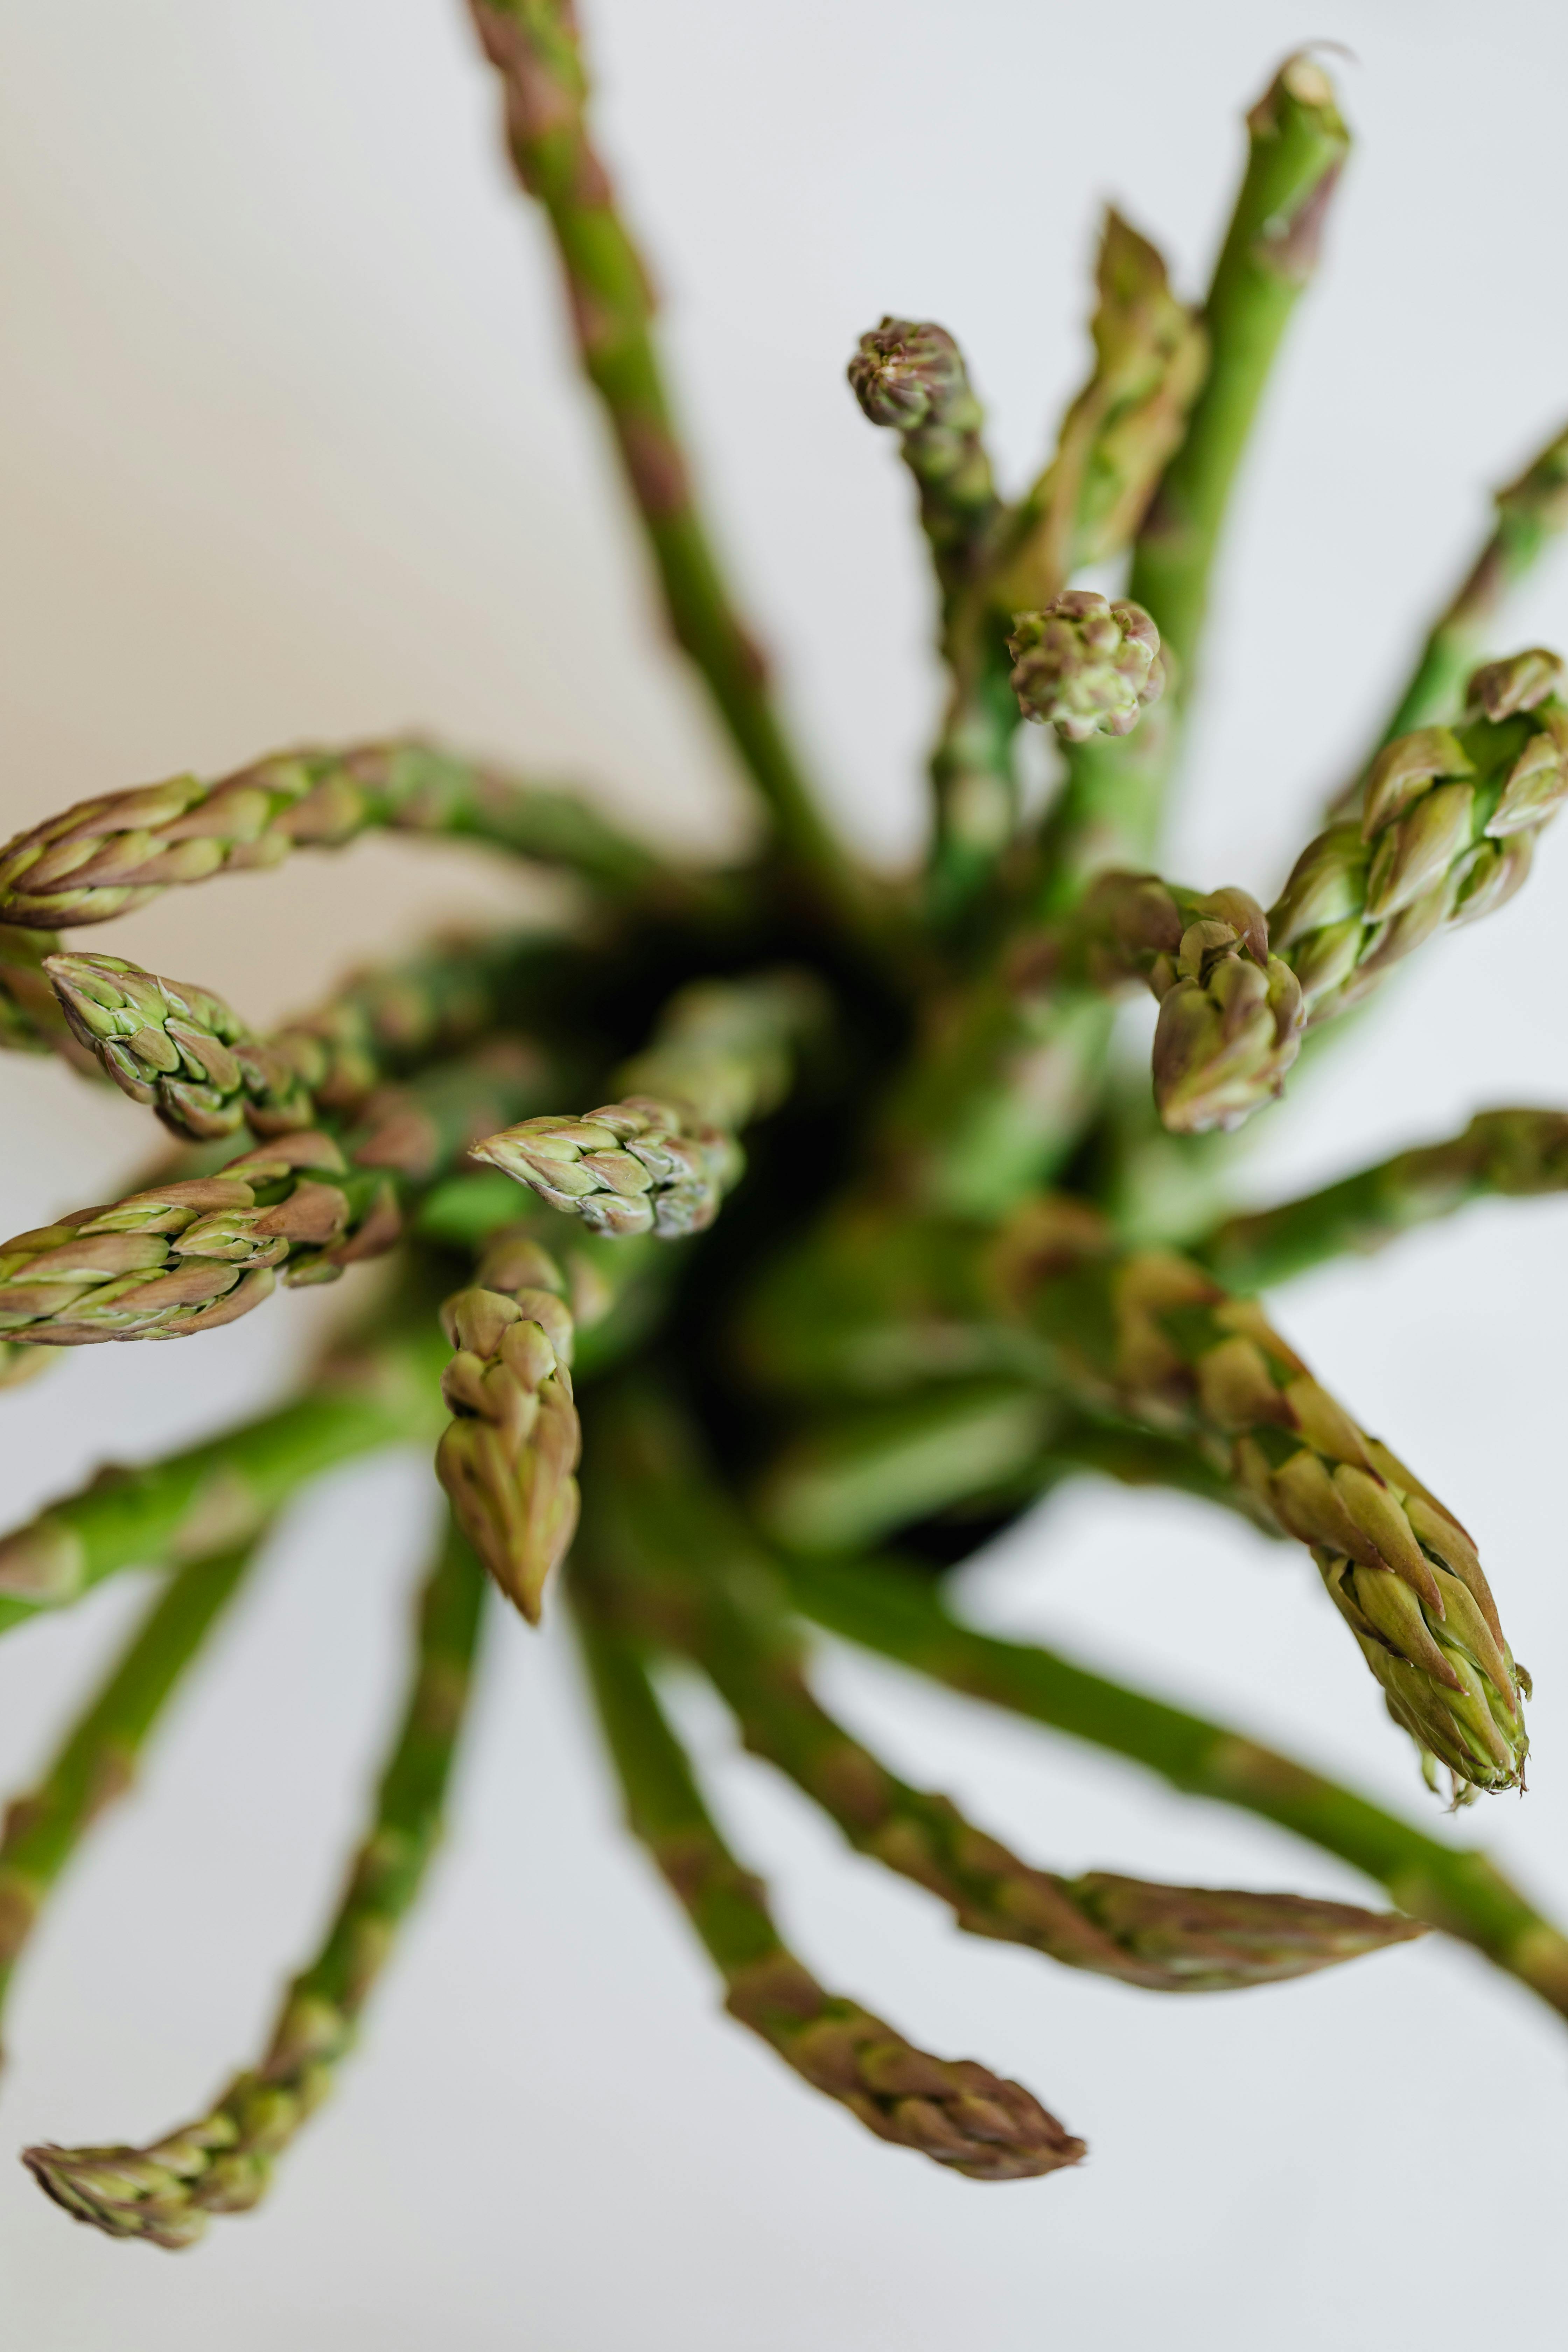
[5,7,1568,2254]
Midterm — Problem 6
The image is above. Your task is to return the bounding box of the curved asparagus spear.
[23,1518,486,2248]
[436,1229,582,1624]
[780,1553,1568,2024]
[995,1198,1529,1794]
[472,971,821,1238]
[572,1590,1082,2180]
[1195,1107,1568,1292]
[0,1044,553,1350]
[0,1541,262,2058]
[466,2,857,916]
[585,1391,1421,1992]
[0,740,663,931]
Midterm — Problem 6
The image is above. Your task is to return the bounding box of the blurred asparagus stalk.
[1195,1108,1568,1292]
[0,1541,262,2059]
[572,1589,1084,2179]
[23,1517,487,2248]
[1352,414,1568,772]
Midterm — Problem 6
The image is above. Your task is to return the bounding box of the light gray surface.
[2,1,1566,2343]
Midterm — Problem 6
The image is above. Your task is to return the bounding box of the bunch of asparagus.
[4,10,1568,2245]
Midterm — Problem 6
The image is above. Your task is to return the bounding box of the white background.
[3,2,1568,2344]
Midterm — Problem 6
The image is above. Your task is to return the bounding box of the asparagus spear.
[782,1553,1568,2024]
[0,1541,262,2057]
[0,740,663,931]
[848,318,1020,907]
[1195,1108,1568,1292]
[44,930,558,1142]
[472,971,821,1238]
[23,1518,486,2247]
[993,1198,1528,1794]
[0,1044,553,1349]
[1040,54,1349,901]
[572,1589,1083,2180]
[1154,655,1568,1130]
[584,1387,1422,1992]
[466,1,858,918]
[991,210,1207,616]
[436,1228,582,1624]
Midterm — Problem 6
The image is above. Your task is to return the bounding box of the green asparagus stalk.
[0,740,664,931]
[1195,1108,1568,1292]
[435,1228,582,1623]
[0,1541,262,2056]
[848,318,1019,909]
[1037,57,1348,908]
[467,2,858,916]
[585,1389,1421,1991]
[472,971,821,1238]
[755,1383,1060,1556]
[994,1197,1529,1793]
[1354,414,1568,769]
[848,319,1000,600]
[781,1552,1568,2023]
[0,1315,450,1635]
[23,1517,486,2247]
[45,930,559,1142]
[0,1043,554,1350]
[572,1589,1083,2179]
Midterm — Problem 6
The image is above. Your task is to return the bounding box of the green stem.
[1356,416,1568,774]
[0,1323,450,1638]
[781,1552,1568,2024]
[23,1519,487,2247]
[0,1541,261,2052]
[467,1,860,922]
[1194,1107,1568,1291]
